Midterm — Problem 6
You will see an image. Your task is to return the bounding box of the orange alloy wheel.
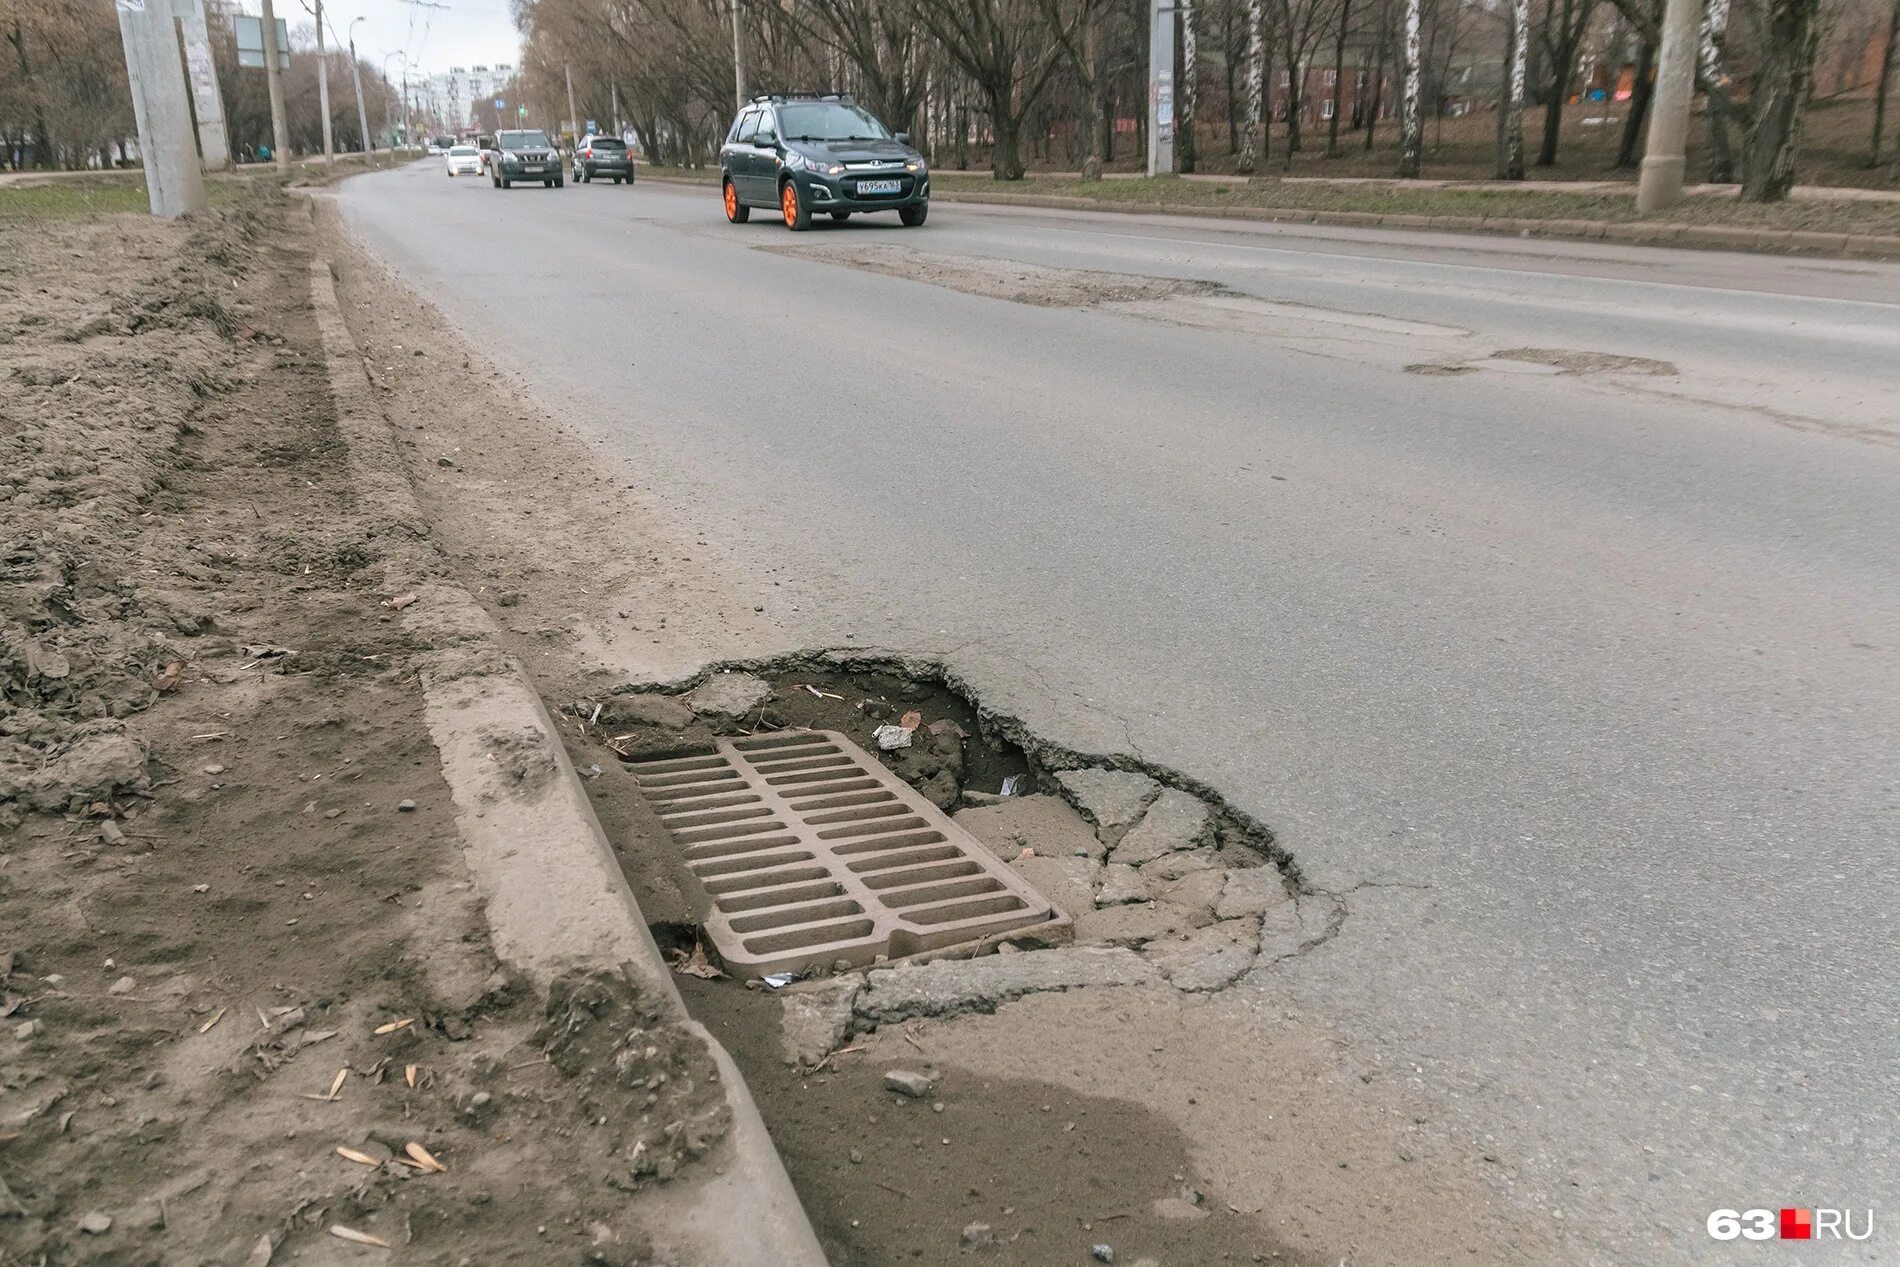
[724,182,738,220]
[781,183,798,225]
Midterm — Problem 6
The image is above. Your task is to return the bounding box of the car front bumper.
[497,158,558,178]
[792,170,928,212]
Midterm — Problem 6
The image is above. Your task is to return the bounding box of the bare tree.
[916,0,1083,178]
[1870,0,1898,165]
[798,0,928,134]
[1398,0,1421,174]
[1499,0,1527,176]
[1325,0,1352,155]
[1238,0,1267,170]
[1180,0,1200,171]
[1534,0,1597,165]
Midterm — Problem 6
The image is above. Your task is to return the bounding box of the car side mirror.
[755,132,777,148]
[895,132,911,146]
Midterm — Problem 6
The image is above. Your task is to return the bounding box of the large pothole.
[558,649,1334,1067]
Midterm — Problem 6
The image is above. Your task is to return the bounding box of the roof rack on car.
[747,92,854,104]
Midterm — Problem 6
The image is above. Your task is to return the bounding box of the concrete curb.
[302,201,829,1266]
[924,189,1900,260]
[633,168,1900,258]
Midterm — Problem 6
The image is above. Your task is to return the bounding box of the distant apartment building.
[420,63,515,131]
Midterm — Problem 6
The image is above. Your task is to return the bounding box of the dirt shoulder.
[317,190,1572,1265]
[0,186,754,1264]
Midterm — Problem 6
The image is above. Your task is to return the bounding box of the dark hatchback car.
[572,133,634,184]
[487,128,563,189]
[720,94,928,230]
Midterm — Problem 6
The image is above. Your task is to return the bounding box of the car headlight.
[791,152,844,176]
[501,150,517,161]
[906,158,927,173]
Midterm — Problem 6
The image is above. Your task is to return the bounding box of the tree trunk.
[1700,0,1738,181]
[1615,34,1654,168]
[1284,52,1302,161]
[1239,0,1267,173]
[1225,10,1241,152]
[1181,1,1199,172]
[1328,0,1352,155]
[1870,0,1899,165]
[1739,0,1819,200]
[1365,17,1387,149]
[1399,0,1422,175]
[955,96,968,169]
[1499,0,1527,178]
[989,89,1025,179]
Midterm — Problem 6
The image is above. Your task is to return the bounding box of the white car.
[444,144,483,177]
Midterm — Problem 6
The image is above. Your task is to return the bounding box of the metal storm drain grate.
[628,730,1058,978]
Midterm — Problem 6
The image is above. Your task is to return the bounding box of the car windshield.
[449,146,476,155]
[588,138,625,150]
[498,131,550,149]
[776,102,890,142]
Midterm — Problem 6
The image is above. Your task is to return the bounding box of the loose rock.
[1091,1245,1115,1263]
[1094,863,1151,906]
[960,1221,995,1248]
[79,1212,113,1234]
[396,798,417,812]
[108,976,136,995]
[883,1069,938,1099]
[683,671,771,720]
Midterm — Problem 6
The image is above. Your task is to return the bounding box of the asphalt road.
[340,164,1900,1263]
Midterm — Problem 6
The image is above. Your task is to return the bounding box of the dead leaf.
[383,592,417,611]
[898,710,922,730]
[372,1017,413,1035]
[152,660,187,691]
[334,1146,381,1167]
[324,1068,348,1101]
[670,944,725,981]
[328,1224,391,1248]
[404,1064,417,1089]
[403,1141,446,1173]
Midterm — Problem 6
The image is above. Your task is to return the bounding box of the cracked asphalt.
[338,165,1900,1263]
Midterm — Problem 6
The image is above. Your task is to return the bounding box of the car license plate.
[522,165,543,173]
[858,179,901,195]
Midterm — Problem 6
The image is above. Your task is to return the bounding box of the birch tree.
[1180,0,1200,172]
[1237,0,1266,172]
[1398,0,1420,175]
[1498,0,1527,178]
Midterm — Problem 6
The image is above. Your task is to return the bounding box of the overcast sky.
[253,0,523,80]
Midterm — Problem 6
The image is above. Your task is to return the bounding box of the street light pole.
[1636,0,1700,212]
[348,18,373,162]
[260,0,291,171]
[1147,0,1178,176]
[114,0,208,215]
[315,0,335,165]
[565,63,579,141]
[731,0,746,110]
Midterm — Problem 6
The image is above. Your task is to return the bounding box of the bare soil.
[0,189,704,1265]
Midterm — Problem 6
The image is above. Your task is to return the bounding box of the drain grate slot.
[630,729,1058,977]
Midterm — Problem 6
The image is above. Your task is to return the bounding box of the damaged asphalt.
[337,167,1900,1263]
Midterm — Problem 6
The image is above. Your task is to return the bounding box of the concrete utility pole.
[315,0,334,164]
[1637,0,1701,212]
[260,0,291,171]
[1147,0,1177,176]
[565,63,578,139]
[348,20,373,161]
[176,0,232,169]
[731,0,746,109]
[114,0,208,215]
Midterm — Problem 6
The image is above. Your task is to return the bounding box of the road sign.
[493,97,504,109]
[234,15,290,69]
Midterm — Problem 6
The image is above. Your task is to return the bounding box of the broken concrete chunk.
[1143,919,1260,992]
[1072,902,1208,948]
[683,672,771,720]
[854,947,1159,1024]
[596,693,696,731]
[1108,789,1211,867]
[1094,863,1151,907]
[1011,854,1101,920]
[1055,768,1160,838]
[883,1068,938,1098]
[1158,868,1225,919]
[1258,894,1338,963]
[1139,848,1220,883]
[1215,866,1292,921]
[952,794,1104,863]
[779,977,861,1068]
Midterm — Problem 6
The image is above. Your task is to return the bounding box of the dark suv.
[572,133,634,184]
[720,94,928,230]
[487,129,563,189]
